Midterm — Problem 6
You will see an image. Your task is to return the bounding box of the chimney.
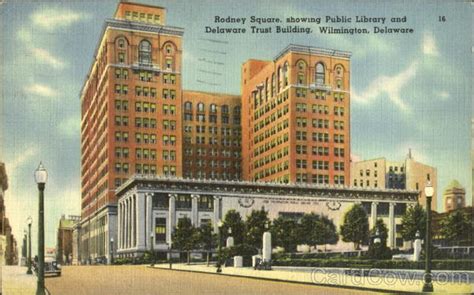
[408,148,412,159]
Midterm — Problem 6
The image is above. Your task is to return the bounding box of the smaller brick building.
[56,215,80,264]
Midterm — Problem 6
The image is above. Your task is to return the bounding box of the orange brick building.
[79,1,183,261]
[241,45,351,185]
[182,90,241,180]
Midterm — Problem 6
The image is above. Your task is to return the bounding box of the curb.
[149,266,421,294]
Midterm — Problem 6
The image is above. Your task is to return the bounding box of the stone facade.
[115,175,418,257]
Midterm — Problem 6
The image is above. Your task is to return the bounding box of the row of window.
[186,126,241,136]
[254,104,289,133]
[185,160,239,168]
[295,88,345,102]
[353,179,379,188]
[295,145,345,157]
[183,171,241,180]
[253,90,289,120]
[254,132,289,156]
[254,119,289,145]
[295,131,345,143]
[253,147,289,169]
[184,113,238,124]
[254,160,289,180]
[184,136,241,146]
[184,148,241,158]
[295,104,346,116]
[295,160,345,171]
[115,162,177,176]
[295,174,345,185]
[124,11,161,24]
[184,102,240,114]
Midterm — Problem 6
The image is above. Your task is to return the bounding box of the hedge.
[272,258,474,270]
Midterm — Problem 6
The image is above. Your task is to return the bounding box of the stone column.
[116,202,122,250]
[132,196,136,248]
[191,194,199,226]
[136,193,146,251]
[167,194,176,244]
[124,199,128,249]
[388,202,396,249]
[213,196,221,233]
[371,201,378,228]
[146,193,153,248]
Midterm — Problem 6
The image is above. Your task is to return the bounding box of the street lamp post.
[34,162,47,295]
[216,221,223,273]
[168,241,172,269]
[150,232,155,267]
[27,217,33,274]
[110,238,114,265]
[422,182,434,293]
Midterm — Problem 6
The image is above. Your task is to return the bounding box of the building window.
[197,102,205,112]
[315,62,325,85]
[155,218,166,243]
[139,40,152,65]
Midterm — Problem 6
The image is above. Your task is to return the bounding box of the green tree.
[271,216,301,252]
[244,208,270,249]
[367,219,392,259]
[222,210,245,245]
[172,218,199,264]
[299,213,324,250]
[196,223,217,266]
[319,215,339,251]
[340,204,369,250]
[401,203,426,241]
[369,219,389,245]
[439,210,472,246]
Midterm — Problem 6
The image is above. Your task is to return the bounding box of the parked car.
[33,257,61,277]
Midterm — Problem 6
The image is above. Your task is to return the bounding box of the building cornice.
[116,175,419,203]
[274,44,352,61]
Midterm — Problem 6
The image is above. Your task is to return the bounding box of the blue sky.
[1,0,471,251]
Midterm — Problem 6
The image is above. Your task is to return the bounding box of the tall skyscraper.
[80,1,183,260]
[241,45,351,185]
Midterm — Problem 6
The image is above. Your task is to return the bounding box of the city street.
[45,265,372,295]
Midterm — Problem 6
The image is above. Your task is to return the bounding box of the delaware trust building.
[75,1,421,263]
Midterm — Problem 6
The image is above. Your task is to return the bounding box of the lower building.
[56,215,80,264]
[77,205,117,264]
[350,150,437,210]
[113,176,418,258]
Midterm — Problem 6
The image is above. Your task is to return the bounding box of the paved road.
[45,265,375,295]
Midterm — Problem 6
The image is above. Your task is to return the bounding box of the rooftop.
[274,44,352,61]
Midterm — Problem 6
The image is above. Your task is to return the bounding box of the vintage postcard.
[0,0,472,294]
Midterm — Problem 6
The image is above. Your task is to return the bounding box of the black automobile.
[33,257,62,277]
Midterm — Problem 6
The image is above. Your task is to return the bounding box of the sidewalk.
[1,266,36,295]
[151,263,473,294]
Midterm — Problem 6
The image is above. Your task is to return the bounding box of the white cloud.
[24,83,58,98]
[423,32,439,56]
[30,47,66,69]
[30,8,89,30]
[8,146,38,172]
[58,116,80,137]
[352,61,418,113]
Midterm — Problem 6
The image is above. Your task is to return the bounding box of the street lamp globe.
[34,162,48,185]
[27,216,32,226]
[110,237,114,243]
[424,182,434,198]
